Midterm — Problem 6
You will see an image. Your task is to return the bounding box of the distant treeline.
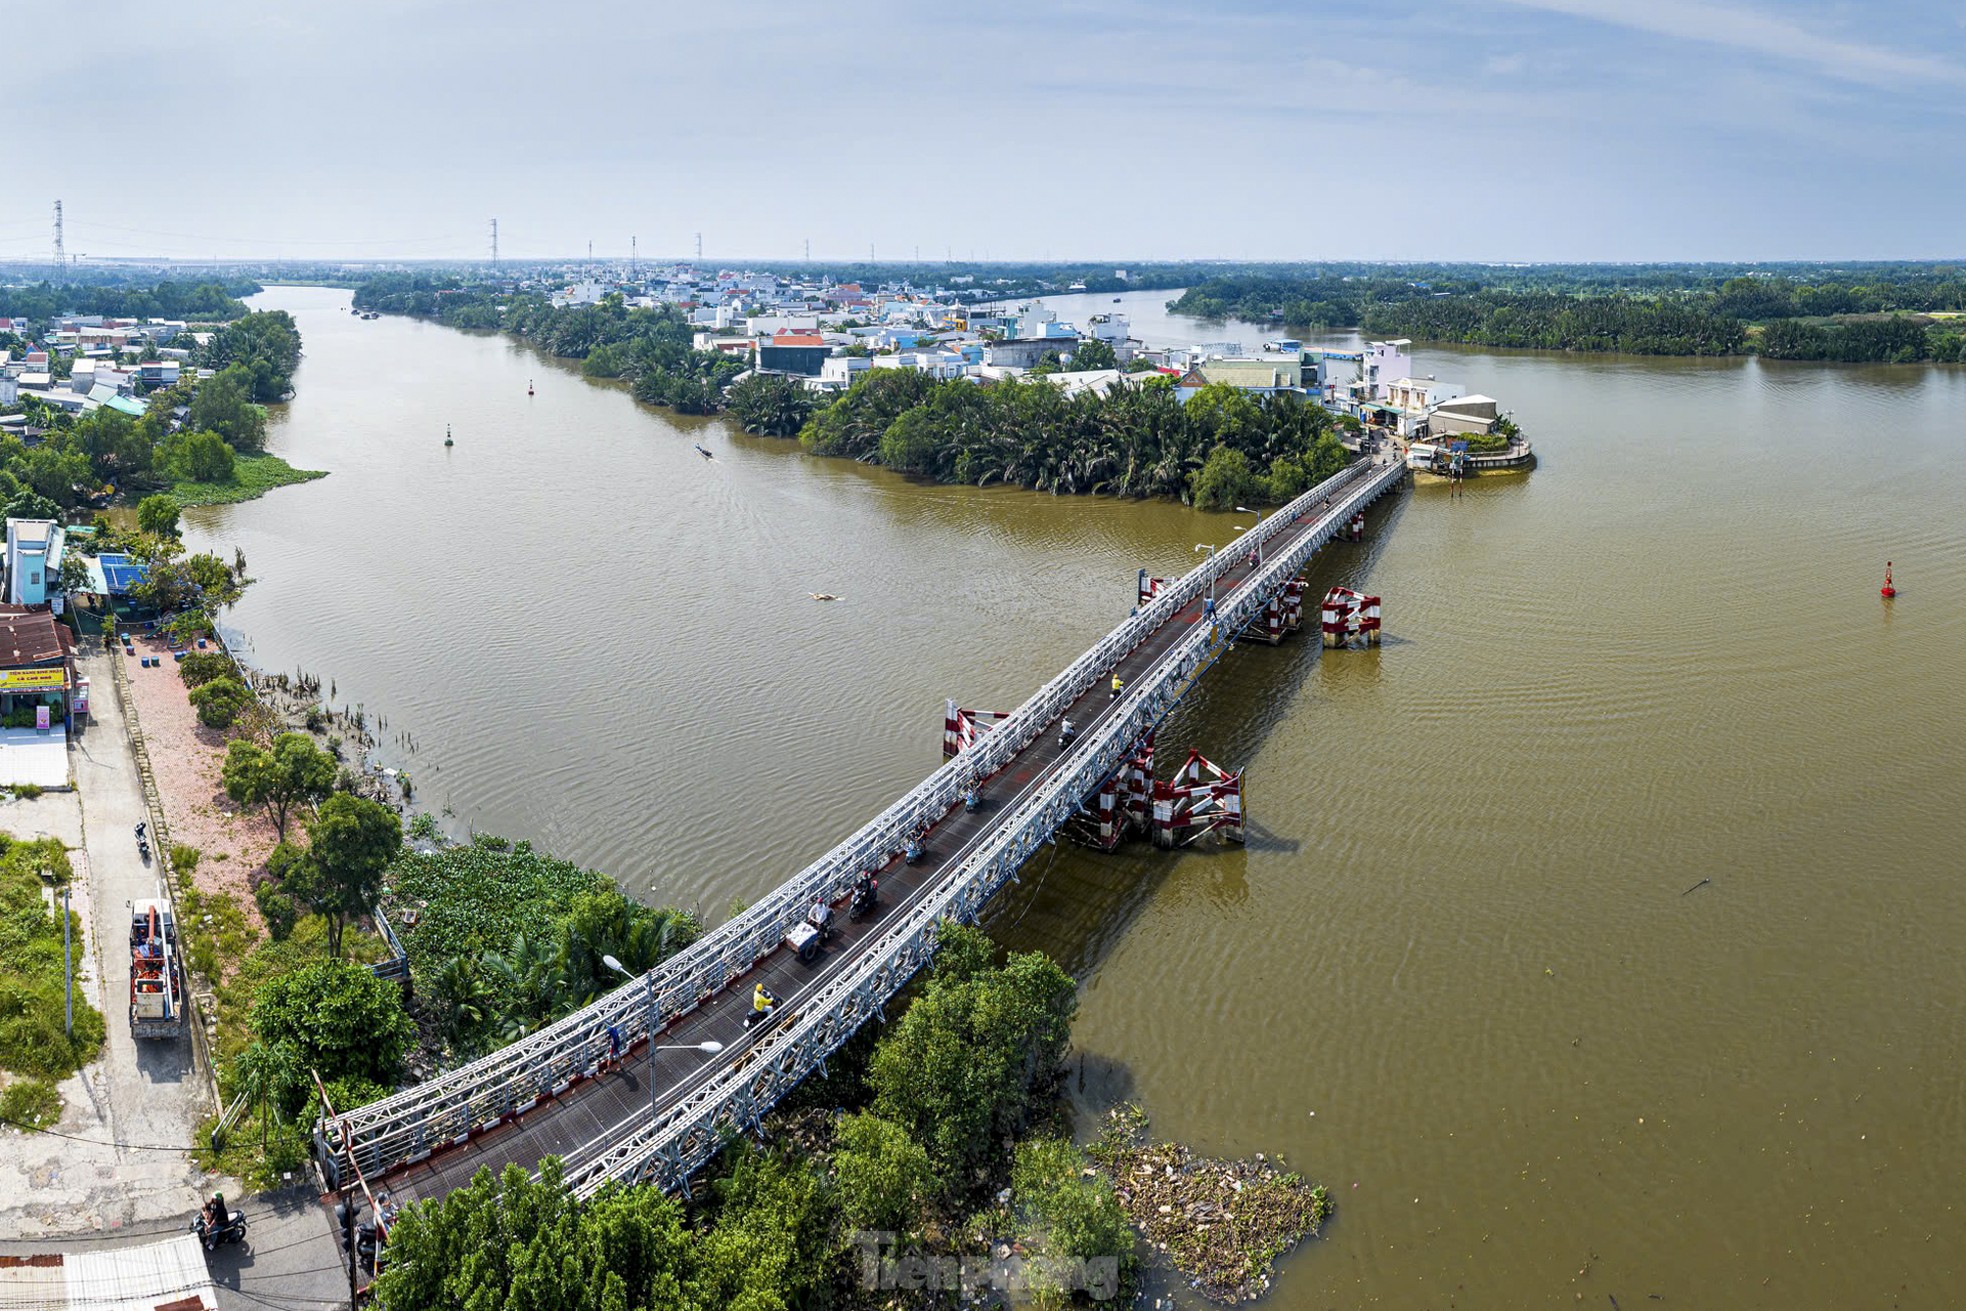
[353,274,743,412]
[0,279,258,324]
[1168,264,1966,362]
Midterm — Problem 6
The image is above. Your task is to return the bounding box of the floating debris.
[1088,1104,1332,1305]
[809,592,841,602]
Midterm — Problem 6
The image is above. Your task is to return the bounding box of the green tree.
[136,493,181,537]
[228,1039,303,1149]
[186,366,267,451]
[725,373,816,437]
[832,1111,937,1233]
[188,676,252,730]
[374,1160,712,1311]
[289,794,402,958]
[250,959,412,1107]
[1068,337,1117,370]
[1188,445,1263,511]
[1010,1136,1136,1302]
[162,430,236,483]
[868,922,1077,1193]
[222,733,336,840]
[57,554,91,596]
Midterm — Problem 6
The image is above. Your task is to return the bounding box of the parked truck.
[130,898,184,1040]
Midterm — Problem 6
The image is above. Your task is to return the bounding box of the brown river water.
[192,286,1966,1308]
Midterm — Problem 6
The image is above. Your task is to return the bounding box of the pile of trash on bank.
[1088,1104,1332,1305]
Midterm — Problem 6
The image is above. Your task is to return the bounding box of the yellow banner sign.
[0,667,67,692]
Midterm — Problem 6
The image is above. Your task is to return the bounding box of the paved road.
[0,640,217,1238]
[0,1180,348,1311]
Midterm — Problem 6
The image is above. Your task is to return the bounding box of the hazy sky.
[2,0,1961,264]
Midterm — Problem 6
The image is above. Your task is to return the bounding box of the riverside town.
[1,6,1962,1311]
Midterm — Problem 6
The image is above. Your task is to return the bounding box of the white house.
[4,518,66,608]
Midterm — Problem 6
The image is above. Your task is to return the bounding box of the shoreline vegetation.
[1168,262,1966,363]
[369,922,1332,1310]
[353,277,1361,508]
[171,450,326,506]
[0,285,328,526]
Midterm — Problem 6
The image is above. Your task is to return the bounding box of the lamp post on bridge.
[1192,543,1218,608]
[602,955,724,1130]
[1234,505,1268,566]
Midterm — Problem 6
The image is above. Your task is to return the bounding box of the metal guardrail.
[559,458,1408,1196]
[323,460,1394,1183]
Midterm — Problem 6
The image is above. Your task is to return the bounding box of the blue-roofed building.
[84,552,150,598]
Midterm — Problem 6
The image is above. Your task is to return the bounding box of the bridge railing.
[321,460,1379,1183]
[558,458,1407,1196]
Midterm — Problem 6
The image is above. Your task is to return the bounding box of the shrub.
[254,880,299,941]
[189,676,252,729]
[177,652,235,688]
[0,1077,62,1129]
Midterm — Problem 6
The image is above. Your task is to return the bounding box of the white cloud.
[1495,0,1962,86]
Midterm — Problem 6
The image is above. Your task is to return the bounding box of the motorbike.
[744,1000,778,1030]
[964,788,981,813]
[333,1200,382,1271]
[849,876,879,921]
[192,1209,247,1251]
[1059,722,1076,748]
[903,837,923,865]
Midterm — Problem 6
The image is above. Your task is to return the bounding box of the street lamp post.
[1192,543,1218,607]
[603,954,723,1130]
[1234,505,1268,565]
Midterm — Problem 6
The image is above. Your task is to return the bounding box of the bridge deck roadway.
[358,491,1363,1214]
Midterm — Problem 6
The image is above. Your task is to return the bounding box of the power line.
[0,1110,196,1151]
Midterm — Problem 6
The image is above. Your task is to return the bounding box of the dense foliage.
[1169,263,1966,362]
[0,300,311,513]
[372,1153,830,1311]
[196,309,302,401]
[248,958,414,1110]
[383,836,700,1053]
[1760,315,1966,364]
[373,923,1131,1310]
[0,834,103,1085]
[0,278,254,323]
[800,369,1352,504]
[287,794,403,958]
[726,373,817,436]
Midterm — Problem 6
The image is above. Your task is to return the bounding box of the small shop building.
[0,604,74,720]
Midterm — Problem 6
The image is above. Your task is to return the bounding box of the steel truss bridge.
[318,455,1407,1209]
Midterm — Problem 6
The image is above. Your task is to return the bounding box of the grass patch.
[194,1108,311,1190]
[0,834,105,1080]
[384,835,619,969]
[0,1076,62,1129]
[170,451,327,507]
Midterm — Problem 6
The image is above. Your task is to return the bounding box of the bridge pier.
[1320,587,1382,648]
[1151,749,1245,847]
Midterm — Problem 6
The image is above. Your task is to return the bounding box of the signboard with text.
[0,668,67,692]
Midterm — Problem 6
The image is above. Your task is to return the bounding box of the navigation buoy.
[1881,561,1895,598]
[444,423,454,448]
[528,379,534,396]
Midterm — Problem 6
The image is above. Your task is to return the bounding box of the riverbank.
[170,451,327,508]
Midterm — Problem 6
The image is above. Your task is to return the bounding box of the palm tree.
[230,1040,300,1149]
